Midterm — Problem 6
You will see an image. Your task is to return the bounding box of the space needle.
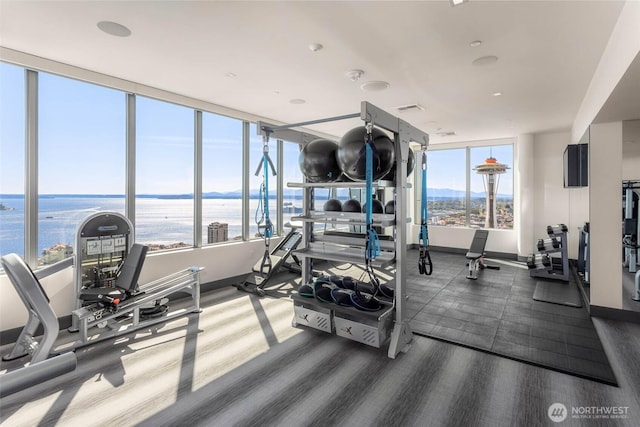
[473,155,510,228]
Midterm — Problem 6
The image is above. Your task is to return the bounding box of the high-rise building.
[473,156,509,228]
[207,222,228,244]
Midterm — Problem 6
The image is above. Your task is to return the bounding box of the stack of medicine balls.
[299,125,414,214]
[298,126,395,184]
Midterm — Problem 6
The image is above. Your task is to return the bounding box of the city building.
[207,222,229,244]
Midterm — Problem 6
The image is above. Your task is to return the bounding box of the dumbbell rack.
[529,224,570,282]
[257,101,429,359]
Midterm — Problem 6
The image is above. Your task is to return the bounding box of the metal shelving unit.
[258,101,429,358]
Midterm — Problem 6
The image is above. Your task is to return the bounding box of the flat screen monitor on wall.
[564,143,588,188]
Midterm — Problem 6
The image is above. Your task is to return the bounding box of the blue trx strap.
[365,127,381,263]
[359,125,381,298]
[254,135,276,276]
[418,151,433,275]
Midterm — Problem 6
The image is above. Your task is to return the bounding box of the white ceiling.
[0,0,631,143]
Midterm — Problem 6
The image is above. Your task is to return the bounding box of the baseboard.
[590,305,640,324]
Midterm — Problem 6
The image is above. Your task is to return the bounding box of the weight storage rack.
[258,101,429,358]
[529,224,570,281]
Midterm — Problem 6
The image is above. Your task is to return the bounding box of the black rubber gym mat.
[532,280,583,307]
[404,250,617,386]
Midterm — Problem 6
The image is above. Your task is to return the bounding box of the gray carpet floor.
[2,268,639,426]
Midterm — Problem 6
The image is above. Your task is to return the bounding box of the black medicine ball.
[323,198,343,212]
[362,199,384,214]
[342,199,362,213]
[383,149,416,181]
[384,200,395,214]
[337,126,395,181]
[299,138,342,183]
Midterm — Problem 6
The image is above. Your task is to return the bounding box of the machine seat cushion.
[466,251,483,260]
[79,287,125,301]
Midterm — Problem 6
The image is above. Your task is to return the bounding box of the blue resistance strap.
[254,136,276,276]
[358,127,381,303]
[365,131,380,262]
[418,151,433,275]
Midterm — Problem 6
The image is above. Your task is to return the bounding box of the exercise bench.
[466,229,500,280]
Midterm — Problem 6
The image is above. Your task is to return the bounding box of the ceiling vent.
[396,104,425,112]
[436,131,456,137]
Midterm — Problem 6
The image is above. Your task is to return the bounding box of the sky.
[1,61,512,197]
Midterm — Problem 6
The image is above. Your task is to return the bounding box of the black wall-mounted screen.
[563,143,588,187]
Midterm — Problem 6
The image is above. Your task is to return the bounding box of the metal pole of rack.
[260,112,360,133]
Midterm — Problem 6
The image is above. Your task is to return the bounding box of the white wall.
[426,226,515,254]
[532,131,589,260]
[589,122,623,309]
[623,120,640,180]
[0,239,269,332]
[572,0,640,143]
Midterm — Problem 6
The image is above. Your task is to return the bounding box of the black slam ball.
[342,199,362,213]
[384,200,395,215]
[362,199,384,214]
[298,138,342,183]
[383,149,415,181]
[323,198,343,212]
[337,126,395,181]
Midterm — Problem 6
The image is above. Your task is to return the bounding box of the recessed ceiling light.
[450,0,467,6]
[97,21,131,37]
[226,72,237,78]
[309,43,323,52]
[492,92,502,97]
[470,40,482,47]
[472,55,499,66]
[360,81,390,92]
[289,98,306,104]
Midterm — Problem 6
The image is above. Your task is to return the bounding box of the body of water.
[0,197,299,258]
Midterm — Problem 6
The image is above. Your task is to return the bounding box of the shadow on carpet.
[406,250,617,386]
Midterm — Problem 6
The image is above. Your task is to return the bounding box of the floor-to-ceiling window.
[425,142,513,229]
[426,148,467,226]
[0,63,26,260]
[282,141,303,228]
[470,144,513,229]
[38,72,126,264]
[136,96,194,250]
[202,112,243,244]
[2,59,323,270]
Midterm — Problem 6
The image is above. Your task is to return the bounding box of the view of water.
[0,197,295,258]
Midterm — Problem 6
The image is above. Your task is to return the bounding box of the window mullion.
[194,110,203,247]
[466,146,471,227]
[25,69,38,266]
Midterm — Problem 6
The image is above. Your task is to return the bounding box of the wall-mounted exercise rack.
[257,101,429,358]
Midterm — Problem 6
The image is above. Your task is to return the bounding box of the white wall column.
[515,134,534,258]
[589,121,623,309]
